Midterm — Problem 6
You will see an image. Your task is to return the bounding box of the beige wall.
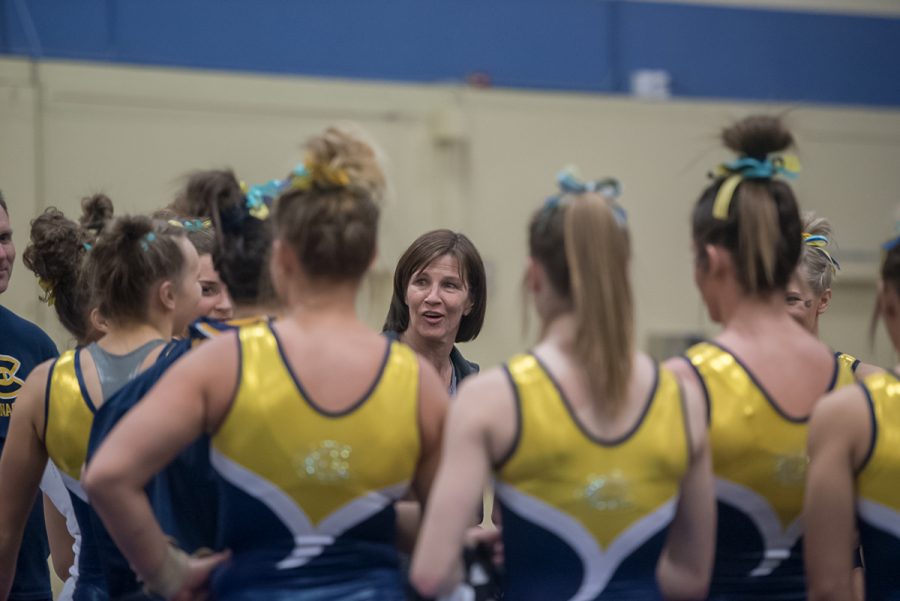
[2,57,899,369]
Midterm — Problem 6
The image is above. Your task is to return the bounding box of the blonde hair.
[799,212,837,295]
[530,191,633,413]
[274,126,386,281]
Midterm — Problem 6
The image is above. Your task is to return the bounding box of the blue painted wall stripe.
[2,0,899,107]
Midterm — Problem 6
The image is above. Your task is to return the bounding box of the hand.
[464,526,503,568]
[169,550,231,601]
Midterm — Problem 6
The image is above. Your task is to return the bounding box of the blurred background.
[2,0,900,369]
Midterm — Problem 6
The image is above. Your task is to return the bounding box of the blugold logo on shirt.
[0,355,25,401]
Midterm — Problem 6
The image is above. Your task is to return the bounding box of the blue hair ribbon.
[545,167,627,226]
[712,154,801,220]
[139,232,157,252]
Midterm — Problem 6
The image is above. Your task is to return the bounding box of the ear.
[158,280,177,312]
[270,239,293,279]
[525,257,542,295]
[462,292,475,316]
[816,288,832,316]
[703,244,728,278]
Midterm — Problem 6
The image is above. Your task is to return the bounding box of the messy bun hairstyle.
[85,216,187,326]
[799,212,839,296]
[692,115,802,295]
[175,169,271,305]
[22,195,113,342]
[273,127,386,281]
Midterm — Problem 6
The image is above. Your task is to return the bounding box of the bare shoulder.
[855,361,884,380]
[456,367,515,417]
[18,358,56,435]
[664,355,699,387]
[808,384,871,466]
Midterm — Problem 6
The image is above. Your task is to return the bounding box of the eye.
[201,284,218,296]
[786,295,801,305]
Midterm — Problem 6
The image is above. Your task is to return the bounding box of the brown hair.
[173,169,273,306]
[529,191,634,413]
[383,229,487,342]
[22,195,114,342]
[799,212,838,296]
[86,216,188,326]
[273,127,386,281]
[0,190,7,216]
[871,237,900,343]
[692,115,802,295]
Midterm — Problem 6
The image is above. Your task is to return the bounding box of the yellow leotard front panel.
[212,323,420,531]
[858,372,900,516]
[44,350,94,485]
[498,353,688,550]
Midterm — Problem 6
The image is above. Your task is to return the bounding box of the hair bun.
[722,115,793,160]
[79,194,114,236]
[24,208,86,286]
[109,215,155,248]
[176,169,244,219]
[304,127,386,203]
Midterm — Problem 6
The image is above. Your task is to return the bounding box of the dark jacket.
[382,330,479,388]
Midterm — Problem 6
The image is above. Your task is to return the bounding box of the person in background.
[412,169,714,600]
[153,207,233,322]
[85,127,448,601]
[804,229,900,601]
[0,190,55,601]
[0,206,201,600]
[383,229,487,396]
[785,211,880,378]
[83,168,277,598]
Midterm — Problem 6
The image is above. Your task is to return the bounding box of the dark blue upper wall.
[2,0,899,107]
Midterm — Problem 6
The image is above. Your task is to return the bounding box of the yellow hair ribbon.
[803,232,840,273]
[711,154,801,221]
[247,203,270,221]
[37,278,56,307]
[712,174,744,220]
[288,155,351,191]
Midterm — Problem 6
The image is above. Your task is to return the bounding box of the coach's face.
[0,206,15,294]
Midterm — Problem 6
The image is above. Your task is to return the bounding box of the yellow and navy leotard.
[495,354,690,600]
[857,371,900,598]
[685,341,856,600]
[209,322,420,600]
[836,351,861,375]
[44,349,107,600]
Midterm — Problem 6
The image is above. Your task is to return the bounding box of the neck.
[540,311,577,353]
[232,303,272,320]
[98,322,168,354]
[720,291,797,335]
[284,279,361,326]
[400,329,455,380]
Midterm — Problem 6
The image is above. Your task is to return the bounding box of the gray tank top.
[86,338,165,401]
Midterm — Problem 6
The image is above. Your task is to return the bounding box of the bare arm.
[396,359,449,553]
[0,362,52,598]
[804,387,871,601]
[43,493,74,581]
[657,375,715,601]
[410,368,513,598]
[83,335,237,595]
